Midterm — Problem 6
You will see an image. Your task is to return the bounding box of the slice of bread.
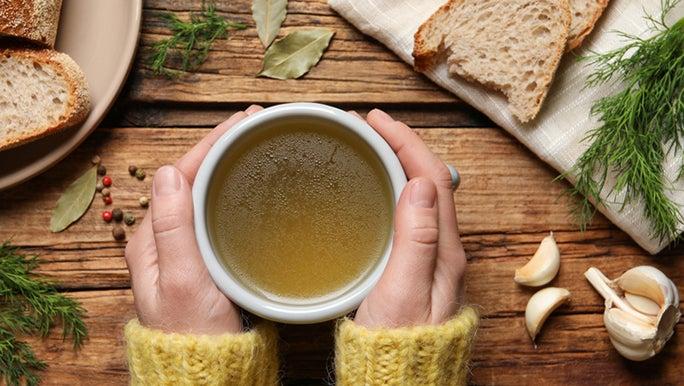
[567,0,610,50]
[414,0,571,123]
[0,48,90,151]
[0,0,64,47]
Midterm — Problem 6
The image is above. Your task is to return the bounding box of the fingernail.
[245,104,263,115]
[153,166,182,197]
[410,178,436,208]
[370,108,394,123]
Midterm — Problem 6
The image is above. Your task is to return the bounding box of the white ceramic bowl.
[193,103,406,324]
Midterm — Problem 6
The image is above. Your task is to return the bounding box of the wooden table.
[1,1,682,384]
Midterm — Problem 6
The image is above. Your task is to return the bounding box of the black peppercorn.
[135,168,146,180]
[112,208,124,222]
[112,226,126,241]
[124,212,136,226]
[97,164,107,176]
[128,165,138,176]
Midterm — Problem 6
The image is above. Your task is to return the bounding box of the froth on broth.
[207,118,393,303]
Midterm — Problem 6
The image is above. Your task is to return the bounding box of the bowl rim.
[192,103,407,324]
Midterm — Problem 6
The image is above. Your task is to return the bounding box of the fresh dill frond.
[0,242,88,385]
[150,2,246,76]
[564,0,684,243]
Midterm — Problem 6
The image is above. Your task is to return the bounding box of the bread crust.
[566,0,610,50]
[0,0,63,47]
[413,0,463,72]
[0,48,90,151]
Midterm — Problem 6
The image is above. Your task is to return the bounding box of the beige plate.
[0,0,142,190]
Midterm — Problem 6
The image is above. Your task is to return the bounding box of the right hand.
[354,109,467,328]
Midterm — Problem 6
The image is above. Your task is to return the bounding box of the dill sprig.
[150,2,246,76]
[564,0,684,244]
[0,242,87,385]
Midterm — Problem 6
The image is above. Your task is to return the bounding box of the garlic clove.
[616,266,678,308]
[514,232,560,287]
[604,308,658,361]
[624,293,660,316]
[525,287,570,342]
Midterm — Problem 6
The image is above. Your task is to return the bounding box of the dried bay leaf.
[252,0,287,48]
[49,166,97,232]
[258,28,334,80]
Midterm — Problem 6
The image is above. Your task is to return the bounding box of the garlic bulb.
[514,232,561,287]
[585,266,680,361]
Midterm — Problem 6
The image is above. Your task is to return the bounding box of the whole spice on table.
[100,188,111,197]
[149,2,246,77]
[112,208,124,222]
[102,210,113,223]
[0,242,87,385]
[49,166,97,233]
[564,0,684,243]
[91,155,101,165]
[514,232,560,287]
[258,28,335,80]
[128,165,138,176]
[95,181,104,192]
[97,164,106,176]
[103,196,113,206]
[585,266,680,361]
[139,196,150,208]
[112,226,126,241]
[102,176,112,187]
[124,212,136,226]
[135,169,146,181]
[524,287,571,343]
[252,0,287,48]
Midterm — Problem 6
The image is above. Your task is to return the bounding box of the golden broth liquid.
[207,118,393,303]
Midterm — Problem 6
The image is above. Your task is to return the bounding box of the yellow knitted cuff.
[124,319,279,386]
[335,307,479,386]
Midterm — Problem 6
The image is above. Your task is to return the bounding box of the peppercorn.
[112,208,124,222]
[102,211,113,223]
[91,155,101,165]
[96,181,104,192]
[139,196,149,208]
[102,176,112,187]
[97,164,107,176]
[135,169,146,181]
[124,212,136,226]
[101,188,111,197]
[103,196,113,205]
[128,165,138,176]
[112,226,125,241]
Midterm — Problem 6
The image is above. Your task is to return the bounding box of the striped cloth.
[328,0,684,254]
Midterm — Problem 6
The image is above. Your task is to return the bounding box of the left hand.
[124,105,263,335]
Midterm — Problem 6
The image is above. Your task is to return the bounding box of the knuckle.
[152,214,184,235]
[408,225,440,246]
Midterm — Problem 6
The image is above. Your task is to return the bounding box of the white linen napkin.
[328,0,684,254]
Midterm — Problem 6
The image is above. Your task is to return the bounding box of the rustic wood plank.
[124,0,458,104]
[29,289,684,384]
[103,102,492,128]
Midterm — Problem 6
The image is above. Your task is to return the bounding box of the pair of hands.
[124,106,466,334]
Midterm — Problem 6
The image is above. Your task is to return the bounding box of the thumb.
[380,177,439,293]
[151,165,205,283]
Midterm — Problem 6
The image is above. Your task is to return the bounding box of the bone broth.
[206,118,393,302]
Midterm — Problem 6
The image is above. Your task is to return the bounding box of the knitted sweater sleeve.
[124,319,279,386]
[335,307,479,386]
